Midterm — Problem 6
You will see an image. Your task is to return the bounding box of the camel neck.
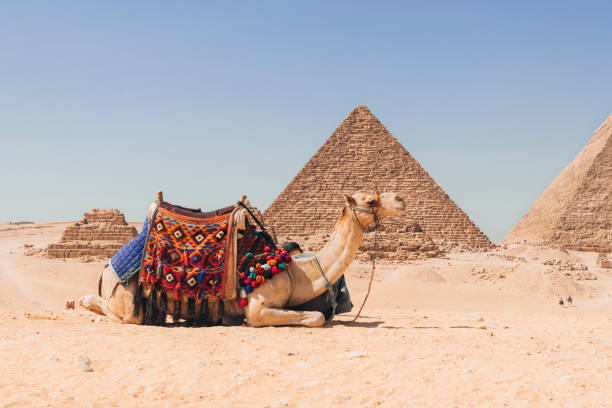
[286,209,364,306]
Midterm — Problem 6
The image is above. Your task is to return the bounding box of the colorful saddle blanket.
[110,217,149,282]
[139,203,237,299]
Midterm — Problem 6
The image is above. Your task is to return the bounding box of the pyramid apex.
[349,105,372,115]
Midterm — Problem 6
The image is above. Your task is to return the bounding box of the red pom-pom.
[274,255,282,261]
[244,277,251,285]
[240,298,248,307]
[271,266,280,274]
[253,281,260,288]
[240,272,246,279]
[263,246,271,252]
[266,256,272,261]
[256,267,264,274]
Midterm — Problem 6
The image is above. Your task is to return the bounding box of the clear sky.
[1,1,611,242]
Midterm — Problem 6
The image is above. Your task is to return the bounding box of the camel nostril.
[396,197,404,202]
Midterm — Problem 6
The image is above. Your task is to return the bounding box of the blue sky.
[1,1,611,242]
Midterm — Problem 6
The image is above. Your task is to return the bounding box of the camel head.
[344,191,405,229]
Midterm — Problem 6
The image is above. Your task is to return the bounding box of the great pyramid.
[503,114,612,252]
[264,105,492,258]
[47,209,137,258]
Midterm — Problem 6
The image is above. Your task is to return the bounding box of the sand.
[1,222,612,407]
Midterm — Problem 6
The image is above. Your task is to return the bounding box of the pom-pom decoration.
[238,244,291,307]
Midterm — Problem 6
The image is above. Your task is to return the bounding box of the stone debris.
[504,114,612,252]
[47,209,137,258]
[74,354,93,372]
[265,106,491,261]
[45,354,59,362]
[543,259,597,280]
[598,253,611,268]
[347,351,369,359]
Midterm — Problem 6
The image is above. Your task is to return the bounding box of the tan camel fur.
[78,192,405,327]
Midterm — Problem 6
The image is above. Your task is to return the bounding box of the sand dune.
[1,223,611,407]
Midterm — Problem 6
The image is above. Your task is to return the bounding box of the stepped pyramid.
[47,209,137,258]
[504,114,612,252]
[264,105,491,258]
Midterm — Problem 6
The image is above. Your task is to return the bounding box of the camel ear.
[345,194,356,205]
[374,190,380,206]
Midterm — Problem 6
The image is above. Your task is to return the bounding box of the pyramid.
[47,209,138,258]
[503,114,612,252]
[264,106,492,258]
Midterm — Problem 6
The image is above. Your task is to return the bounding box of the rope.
[352,218,379,322]
[312,255,337,325]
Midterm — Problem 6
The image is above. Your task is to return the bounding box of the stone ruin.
[598,253,611,268]
[504,114,611,252]
[264,105,491,262]
[47,209,137,259]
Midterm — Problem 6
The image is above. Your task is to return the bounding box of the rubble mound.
[47,209,137,258]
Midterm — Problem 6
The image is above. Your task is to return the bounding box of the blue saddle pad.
[110,217,149,282]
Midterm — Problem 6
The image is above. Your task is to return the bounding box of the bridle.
[345,191,381,232]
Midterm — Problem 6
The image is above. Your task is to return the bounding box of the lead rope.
[312,255,337,325]
[352,216,379,322]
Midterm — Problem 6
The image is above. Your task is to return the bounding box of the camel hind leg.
[247,303,325,327]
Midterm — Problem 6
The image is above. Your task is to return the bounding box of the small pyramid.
[504,114,612,251]
[264,106,491,258]
[47,209,137,258]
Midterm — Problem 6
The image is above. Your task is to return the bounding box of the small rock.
[476,325,487,330]
[487,331,494,336]
[286,351,296,356]
[347,351,369,359]
[45,354,59,362]
[279,397,290,406]
[74,354,93,372]
[231,373,240,379]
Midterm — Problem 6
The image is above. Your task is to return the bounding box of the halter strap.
[345,203,379,232]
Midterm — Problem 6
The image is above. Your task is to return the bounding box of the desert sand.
[1,222,611,407]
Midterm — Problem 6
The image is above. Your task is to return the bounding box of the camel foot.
[78,295,106,315]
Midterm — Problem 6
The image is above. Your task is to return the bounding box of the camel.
[78,192,405,327]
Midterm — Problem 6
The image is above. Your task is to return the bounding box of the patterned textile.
[139,206,236,300]
[110,217,149,282]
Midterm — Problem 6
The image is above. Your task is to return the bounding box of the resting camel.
[79,192,405,327]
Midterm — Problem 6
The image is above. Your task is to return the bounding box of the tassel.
[144,290,157,325]
[133,283,143,317]
[140,296,148,325]
[198,298,209,326]
[156,291,167,326]
[173,298,181,323]
[187,297,196,326]
[218,300,224,325]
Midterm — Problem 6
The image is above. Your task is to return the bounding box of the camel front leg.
[78,294,121,322]
[246,299,325,327]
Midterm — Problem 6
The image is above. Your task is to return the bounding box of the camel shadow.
[330,320,403,329]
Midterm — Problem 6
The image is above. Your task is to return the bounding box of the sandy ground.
[1,222,612,407]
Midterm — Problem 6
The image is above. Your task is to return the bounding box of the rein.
[345,196,380,323]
